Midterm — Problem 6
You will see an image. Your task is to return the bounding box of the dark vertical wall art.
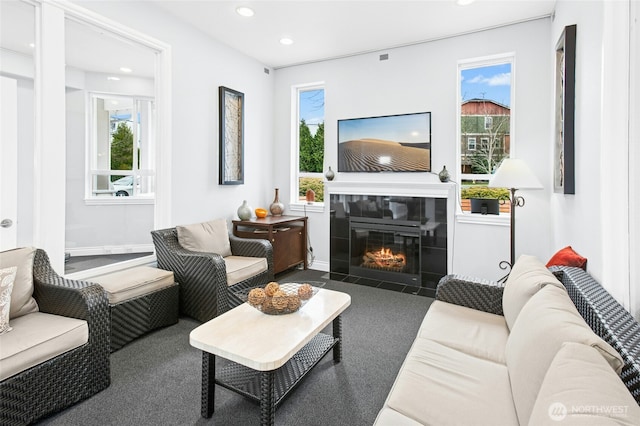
[554,24,576,194]
[219,86,244,185]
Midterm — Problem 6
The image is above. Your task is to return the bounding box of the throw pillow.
[546,246,588,270]
[176,219,232,257]
[0,247,38,319]
[529,342,640,425]
[502,254,566,330]
[0,266,17,335]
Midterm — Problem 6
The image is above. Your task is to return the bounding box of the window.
[88,93,155,201]
[458,54,513,214]
[292,83,324,204]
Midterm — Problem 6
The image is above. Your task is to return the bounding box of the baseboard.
[308,260,329,272]
[65,244,154,257]
[65,254,157,280]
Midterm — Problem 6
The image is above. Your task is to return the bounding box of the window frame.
[457,53,515,221]
[85,91,156,205]
[289,82,325,212]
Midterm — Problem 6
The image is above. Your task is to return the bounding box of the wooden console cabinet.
[232,215,308,274]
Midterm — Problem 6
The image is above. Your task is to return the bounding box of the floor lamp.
[488,158,542,278]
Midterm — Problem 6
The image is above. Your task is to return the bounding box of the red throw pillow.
[546,246,587,270]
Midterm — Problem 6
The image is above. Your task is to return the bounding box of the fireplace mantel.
[326,180,455,199]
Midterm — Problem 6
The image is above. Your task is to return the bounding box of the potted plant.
[460,186,510,214]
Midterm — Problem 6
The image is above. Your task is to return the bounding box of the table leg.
[201,352,215,418]
[260,370,275,426]
[333,316,342,363]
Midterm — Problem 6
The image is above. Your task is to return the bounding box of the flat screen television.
[337,112,431,172]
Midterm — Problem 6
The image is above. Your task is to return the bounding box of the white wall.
[274,19,553,279]
[69,1,275,230]
[551,0,634,308]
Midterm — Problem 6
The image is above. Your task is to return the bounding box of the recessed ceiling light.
[119,67,132,73]
[279,38,294,46]
[28,43,35,48]
[236,6,254,17]
[107,76,120,81]
[456,0,475,5]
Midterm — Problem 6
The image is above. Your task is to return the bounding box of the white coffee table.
[189,285,351,425]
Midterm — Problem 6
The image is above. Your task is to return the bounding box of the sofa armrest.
[436,274,504,316]
[229,234,275,280]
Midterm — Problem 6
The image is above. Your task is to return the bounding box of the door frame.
[34,0,172,272]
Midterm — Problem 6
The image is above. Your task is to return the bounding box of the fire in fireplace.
[362,247,407,272]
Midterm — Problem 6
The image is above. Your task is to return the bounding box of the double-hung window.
[291,83,324,207]
[87,93,155,203]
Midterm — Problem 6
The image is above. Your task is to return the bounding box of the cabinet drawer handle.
[271,239,275,243]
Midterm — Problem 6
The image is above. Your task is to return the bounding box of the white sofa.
[374,255,640,426]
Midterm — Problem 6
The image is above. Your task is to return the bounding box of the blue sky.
[300,89,324,126]
[461,63,511,106]
[338,113,431,144]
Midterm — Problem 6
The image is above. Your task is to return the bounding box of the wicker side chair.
[151,227,274,323]
[0,249,111,425]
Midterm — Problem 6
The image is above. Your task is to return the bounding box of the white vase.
[237,200,252,220]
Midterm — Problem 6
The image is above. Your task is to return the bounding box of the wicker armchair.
[151,227,274,322]
[0,249,111,425]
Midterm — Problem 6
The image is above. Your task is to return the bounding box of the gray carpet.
[40,269,433,425]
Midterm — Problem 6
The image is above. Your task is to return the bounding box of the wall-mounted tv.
[338,112,431,172]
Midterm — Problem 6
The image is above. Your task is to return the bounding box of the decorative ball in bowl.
[255,208,268,218]
[244,282,317,315]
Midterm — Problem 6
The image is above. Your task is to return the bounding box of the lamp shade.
[488,158,543,190]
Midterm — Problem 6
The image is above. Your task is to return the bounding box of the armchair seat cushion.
[417,300,509,364]
[0,312,88,381]
[224,256,268,286]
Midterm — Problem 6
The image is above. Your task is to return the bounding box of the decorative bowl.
[239,282,318,315]
[255,208,268,218]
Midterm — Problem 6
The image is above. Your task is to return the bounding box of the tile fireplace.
[327,181,455,297]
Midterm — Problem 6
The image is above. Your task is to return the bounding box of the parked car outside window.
[110,175,135,196]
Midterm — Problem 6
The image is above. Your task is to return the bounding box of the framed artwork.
[219,86,244,185]
[554,24,576,194]
[337,112,431,172]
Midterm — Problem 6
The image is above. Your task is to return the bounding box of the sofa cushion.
[502,254,565,330]
[417,300,509,364]
[529,342,640,426]
[224,256,268,286]
[506,285,624,425]
[176,219,232,257]
[383,338,519,426]
[374,407,424,425]
[91,266,176,304]
[0,267,17,335]
[0,247,39,319]
[0,311,88,381]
